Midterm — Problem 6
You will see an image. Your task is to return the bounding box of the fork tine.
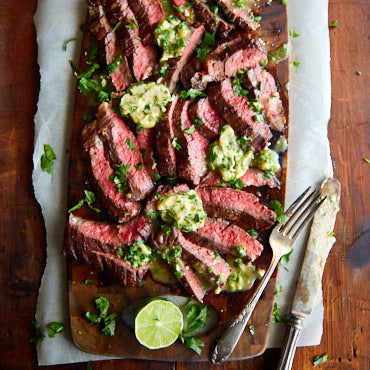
[289,196,327,239]
[280,189,318,233]
[285,186,311,215]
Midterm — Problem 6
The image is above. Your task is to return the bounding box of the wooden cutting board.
[66,0,289,361]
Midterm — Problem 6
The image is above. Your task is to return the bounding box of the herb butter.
[253,148,280,173]
[116,240,154,268]
[207,124,254,181]
[157,190,207,232]
[119,82,172,128]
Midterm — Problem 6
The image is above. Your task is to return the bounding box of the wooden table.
[0,1,368,369]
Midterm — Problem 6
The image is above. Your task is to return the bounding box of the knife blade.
[277,178,341,370]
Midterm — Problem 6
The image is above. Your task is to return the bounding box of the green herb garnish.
[171,137,182,150]
[126,138,136,151]
[125,17,138,29]
[40,144,56,174]
[68,190,101,213]
[249,325,255,335]
[271,303,287,323]
[329,20,338,28]
[63,38,77,51]
[268,200,286,223]
[30,320,45,344]
[280,249,293,265]
[180,88,207,100]
[111,21,122,33]
[110,163,130,193]
[46,322,65,338]
[313,354,329,367]
[246,229,258,239]
[197,32,216,63]
[184,125,196,135]
[289,27,299,37]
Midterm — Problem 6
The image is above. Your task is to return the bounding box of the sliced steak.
[243,66,286,132]
[88,3,132,91]
[163,25,205,93]
[106,0,158,81]
[173,228,232,284]
[137,128,156,180]
[187,97,224,140]
[195,186,276,228]
[200,169,281,189]
[91,103,155,200]
[213,0,260,31]
[66,214,150,286]
[155,95,179,178]
[84,133,142,222]
[151,229,205,302]
[187,218,264,261]
[189,0,234,38]
[180,57,209,91]
[208,79,272,150]
[173,98,209,185]
[203,37,267,82]
[127,0,164,45]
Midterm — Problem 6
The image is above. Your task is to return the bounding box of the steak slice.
[213,0,260,31]
[127,0,164,45]
[187,97,224,140]
[84,133,142,222]
[180,57,205,90]
[106,0,157,81]
[137,128,157,180]
[200,169,281,189]
[155,95,179,178]
[88,3,132,91]
[243,66,286,132]
[94,103,155,200]
[151,229,206,302]
[196,186,276,228]
[66,214,150,286]
[163,25,205,93]
[173,98,209,185]
[208,79,272,151]
[189,0,234,39]
[203,37,267,82]
[187,218,264,261]
[173,228,232,284]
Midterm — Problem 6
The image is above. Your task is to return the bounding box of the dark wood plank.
[0,0,368,369]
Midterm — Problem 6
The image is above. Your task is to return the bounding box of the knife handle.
[277,314,305,370]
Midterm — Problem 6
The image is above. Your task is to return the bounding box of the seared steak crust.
[196,186,276,228]
[187,218,264,261]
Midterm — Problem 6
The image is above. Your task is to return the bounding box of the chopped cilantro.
[107,54,122,73]
[82,114,94,123]
[184,125,196,135]
[126,138,136,151]
[363,158,370,163]
[329,20,338,28]
[193,117,203,127]
[88,44,98,61]
[30,320,45,344]
[111,21,122,33]
[249,325,255,335]
[280,249,293,265]
[232,71,250,97]
[282,0,288,5]
[68,190,101,213]
[180,88,207,100]
[313,354,329,366]
[271,303,287,323]
[289,27,300,37]
[197,32,216,63]
[84,279,92,286]
[110,163,130,193]
[246,229,258,239]
[40,144,56,174]
[290,61,300,68]
[125,17,138,29]
[171,137,182,150]
[356,70,362,76]
[46,322,65,338]
[63,38,77,51]
[275,283,283,297]
[135,162,143,170]
[268,200,286,223]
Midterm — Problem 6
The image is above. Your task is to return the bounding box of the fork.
[211,186,327,365]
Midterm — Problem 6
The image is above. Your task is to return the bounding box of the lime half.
[134,299,183,349]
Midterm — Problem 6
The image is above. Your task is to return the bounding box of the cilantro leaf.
[180,88,207,100]
[290,61,300,68]
[268,200,286,223]
[84,279,92,286]
[63,38,77,51]
[271,303,287,323]
[101,313,118,336]
[193,117,203,127]
[107,55,122,73]
[30,320,45,344]
[77,63,100,79]
[95,296,110,317]
[289,27,300,37]
[275,282,283,297]
[171,137,182,150]
[85,311,102,324]
[246,229,258,239]
[46,322,65,338]
[110,164,130,193]
[184,337,204,355]
[184,125,196,135]
[329,20,338,28]
[88,44,98,61]
[126,138,136,151]
[280,249,293,265]
[232,71,250,97]
[197,32,215,63]
[226,178,244,190]
[40,144,56,174]
[68,190,100,213]
[313,354,329,367]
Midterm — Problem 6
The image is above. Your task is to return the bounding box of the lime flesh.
[134,299,183,349]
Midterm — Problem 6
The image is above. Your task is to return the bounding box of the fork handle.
[277,314,305,370]
[211,254,281,365]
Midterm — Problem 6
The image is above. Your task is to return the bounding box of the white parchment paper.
[32,0,333,365]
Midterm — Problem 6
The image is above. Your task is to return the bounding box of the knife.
[277,178,341,370]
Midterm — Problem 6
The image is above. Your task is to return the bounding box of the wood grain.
[0,0,368,369]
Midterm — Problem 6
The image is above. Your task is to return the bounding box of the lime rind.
[134,299,183,350]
